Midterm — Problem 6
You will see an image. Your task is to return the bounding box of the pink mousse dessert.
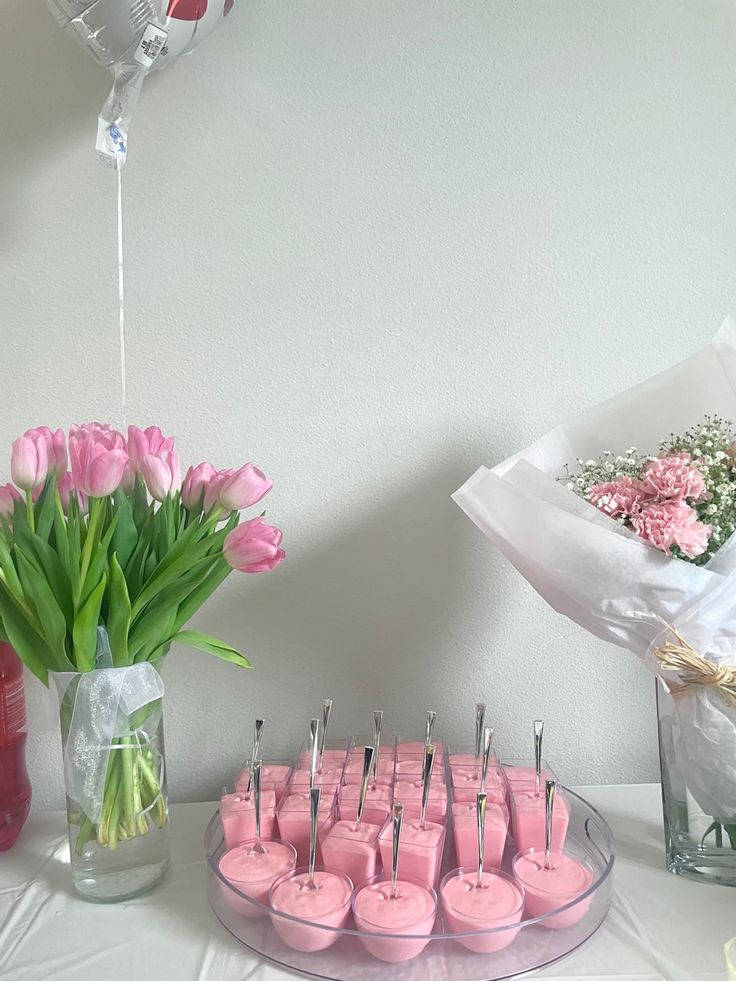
[394,779,447,825]
[338,783,392,826]
[321,820,383,888]
[298,748,347,767]
[396,741,444,761]
[440,868,525,953]
[452,800,508,870]
[513,849,593,929]
[503,763,556,793]
[378,819,446,889]
[221,790,276,850]
[344,754,394,785]
[218,838,297,918]
[269,867,353,952]
[510,789,569,853]
[276,792,336,866]
[353,877,437,963]
[451,763,504,796]
[289,767,344,792]
[236,764,292,804]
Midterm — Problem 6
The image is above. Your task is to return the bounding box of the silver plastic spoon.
[424,711,436,748]
[419,743,435,831]
[475,791,487,888]
[309,718,319,792]
[245,718,265,794]
[390,802,404,899]
[544,779,556,870]
[534,719,544,799]
[372,710,383,786]
[319,699,333,766]
[481,726,494,791]
[354,745,375,832]
[307,786,321,890]
[250,760,268,855]
[475,703,486,758]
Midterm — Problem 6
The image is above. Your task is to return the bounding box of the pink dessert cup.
[513,848,594,930]
[269,866,353,952]
[510,787,569,853]
[276,790,337,866]
[218,838,297,919]
[338,783,392,826]
[451,800,508,870]
[352,875,437,963]
[236,762,292,804]
[321,819,383,888]
[395,779,448,825]
[378,818,446,889]
[396,741,444,761]
[344,754,394,785]
[440,867,524,953]
[221,790,277,849]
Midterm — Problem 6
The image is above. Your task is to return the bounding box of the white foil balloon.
[46,0,234,166]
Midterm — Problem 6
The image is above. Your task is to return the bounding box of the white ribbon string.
[52,664,164,825]
[117,166,127,429]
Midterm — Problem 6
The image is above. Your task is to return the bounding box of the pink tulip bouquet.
[0,422,284,869]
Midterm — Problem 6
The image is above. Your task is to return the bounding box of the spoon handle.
[253,759,262,842]
[319,699,333,760]
[309,718,319,790]
[544,779,556,870]
[481,726,494,790]
[309,786,321,884]
[534,720,544,798]
[245,718,265,793]
[356,745,375,830]
[419,743,435,830]
[475,703,486,758]
[424,711,436,747]
[372,710,383,783]
[476,791,487,886]
[390,802,404,898]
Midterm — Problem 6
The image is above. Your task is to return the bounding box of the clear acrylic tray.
[205,768,614,981]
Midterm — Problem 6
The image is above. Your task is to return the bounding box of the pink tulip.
[11,434,49,490]
[69,430,129,498]
[140,450,182,502]
[127,425,176,471]
[20,427,67,479]
[217,463,273,511]
[181,462,217,511]
[69,422,126,451]
[58,472,88,516]
[223,517,286,573]
[204,470,229,513]
[0,483,21,517]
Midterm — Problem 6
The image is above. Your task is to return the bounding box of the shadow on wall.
[169,445,508,802]
[0,2,107,240]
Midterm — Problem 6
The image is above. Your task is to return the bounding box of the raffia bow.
[653,618,736,709]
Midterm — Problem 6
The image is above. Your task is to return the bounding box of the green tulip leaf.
[168,630,252,669]
[73,573,107,672]
[107,554,131,667]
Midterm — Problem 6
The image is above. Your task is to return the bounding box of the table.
[0,785,733,981]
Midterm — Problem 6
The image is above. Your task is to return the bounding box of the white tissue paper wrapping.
[453,318,736,822]
[52,662,164,825]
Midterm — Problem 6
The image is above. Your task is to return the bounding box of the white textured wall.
[5,0,736,808]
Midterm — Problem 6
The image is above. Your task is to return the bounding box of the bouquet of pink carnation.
[0,421,284,868]
[567,417,736,565]
[454,320,736,876]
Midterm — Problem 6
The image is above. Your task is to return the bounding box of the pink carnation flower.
[589,476,650,517]
[630,500,712,559]
[640,454,707,502]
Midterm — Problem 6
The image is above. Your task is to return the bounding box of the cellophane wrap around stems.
[453,318,736,835]
[53,630,167,852]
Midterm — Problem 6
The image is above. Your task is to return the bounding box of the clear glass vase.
[59,666,171,902]
[657,680,736,886]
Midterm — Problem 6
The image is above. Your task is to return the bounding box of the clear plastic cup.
[512,847,593,930]
[221,789,277,850]
[235,760,293,804]
[268,866,353,952]
[378,817,446,889]
[440,867,524,953]
[218,838,297,918]
[510,786,569,853]
[276,789,337,866]
[451,799,508,870]
[352,874,437,962]
[321,818,384,888]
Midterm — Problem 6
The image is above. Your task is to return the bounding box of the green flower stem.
[97,754,123,846]
[119,737,136,838]
[78,497,102,600]
[75,816,94,856]
[25,491,35,533]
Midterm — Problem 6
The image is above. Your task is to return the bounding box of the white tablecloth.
[0,784,733,981]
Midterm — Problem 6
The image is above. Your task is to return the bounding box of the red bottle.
[0,643,31,850]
